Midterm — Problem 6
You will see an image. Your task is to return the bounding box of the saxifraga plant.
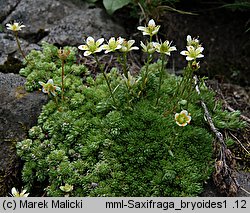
[15,19,246,197]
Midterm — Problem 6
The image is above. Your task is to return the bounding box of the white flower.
[78,36,104,56]
[102,37,123,53]
[38,79,61,96]
[6,21,25,32]
[140,41,156,54]
[175,110,192,127]
[123,71,139,88]
[59,184,74,193]
[180,45,204,61]
[153,40,177,55]
[10,187,29,197]
[117,37,125,44]
[186,35,200,48]
[137,19,160,37]
[119,39,139,53]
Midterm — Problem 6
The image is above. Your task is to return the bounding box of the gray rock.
[0,33,16,65]
[0,72,48,196]
[0,0,20,22]
[3,0,87,36]
[200,171,250,197]
[1,0,126,64]
[236,171,250,197]
[0,33,40,64]
[42,8,126,46]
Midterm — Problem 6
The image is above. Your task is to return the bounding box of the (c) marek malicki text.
[19,200,84,209]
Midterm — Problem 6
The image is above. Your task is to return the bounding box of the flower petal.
[180,110,188,115]
[38,81,45,86]
[180,50,188,56]
[84,51,92,56]
[187,35,192,43]
[169,46,177,51]
[175,113,179,120]
[42,88,49,93]
[86,36,94,45]
[117,37,125,44]
[101,44,109,50]
[140,42,147,51]
[187,45,194,52]
[96,38,104,46]
[55,86,61,91]
[78,45,88,50]
[130,46,139,50]
[127,40,135,47]
[196,54,204,58]
[148,19,156,27]
[137,26,146,31]
[11,187,18,196]
[196,46,204,53]
[47,79,54,84]
[94,47,103,53]
[142,31,150,36]
[186,56,194,61]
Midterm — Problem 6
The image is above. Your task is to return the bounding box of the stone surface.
[0,72,48,196]
[0,0,20,22]
[0,33,40,65]
[200,171,250,197]
[3,0,84,36]
[236,171,250,197]
[42,8,126,46]
[1,0,126,65]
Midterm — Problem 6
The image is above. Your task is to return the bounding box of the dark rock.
[42,8,127,46]
[0,33,40,76]
[3,0,87,37]
[1,0,126,65]
[0,33,40,65]
[0,0,20,22]
[160,10,250,86]
[0,72,48,196]
[236,171,250,197]
[0,33,18,65]
[200,171,250,197]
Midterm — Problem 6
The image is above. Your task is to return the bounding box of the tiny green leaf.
[168,150,174,157]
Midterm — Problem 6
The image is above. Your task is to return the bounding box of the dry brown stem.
[194,75,240,196]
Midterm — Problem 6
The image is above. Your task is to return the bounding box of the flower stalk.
[94,54,117,106]
[176,35,204,102]
[140,51,153,97]
[121,52,128,78]
[139,41,155,97]
[155,54,166,106]
[78,36,118,106]
[58,48,70,101]
[14,32,28,63]
[137,19,160,97]
[61,60,65,100]
[6,21,29,63]
[118,39,139,78]
[153,40,176,106]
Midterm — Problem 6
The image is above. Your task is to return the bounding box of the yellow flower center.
[176,114,190,125]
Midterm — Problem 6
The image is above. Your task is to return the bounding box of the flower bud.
[58,48,70,61]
